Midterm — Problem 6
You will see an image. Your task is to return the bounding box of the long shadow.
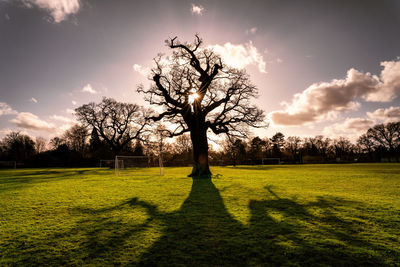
[3,178,399,266]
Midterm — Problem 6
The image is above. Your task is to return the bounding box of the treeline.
[0,121,399,168]
[215,121,400,165]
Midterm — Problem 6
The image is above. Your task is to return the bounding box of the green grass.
[1,164,399,266]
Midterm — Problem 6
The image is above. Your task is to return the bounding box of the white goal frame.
[115,155,164,176]
[0,161,16,169]
[261,158,281,165]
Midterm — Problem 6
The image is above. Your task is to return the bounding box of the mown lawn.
[0,164,399,266]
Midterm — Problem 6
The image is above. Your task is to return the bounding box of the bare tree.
[63,124,88,154]
[138,35,266,176]
[357,134,374,154]
[285,136,302,159]
[367,122,400,152]
[50,137,66,150]
[315,135,331,161]
[174,134,192,155]
[332,137,353,160]
[75,97,150,155]
[35,137,47,153]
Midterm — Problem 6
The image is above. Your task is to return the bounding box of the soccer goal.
[115,155,164,176]
[0,161,16,169]
[261,158,281,165]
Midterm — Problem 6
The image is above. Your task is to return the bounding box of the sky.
[1,0,400,143]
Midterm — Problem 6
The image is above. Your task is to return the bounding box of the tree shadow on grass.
[3,178,399,266]
[134,179,397,266]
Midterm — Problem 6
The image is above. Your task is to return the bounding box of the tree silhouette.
[138,35,265,177]
[75,97,150,156]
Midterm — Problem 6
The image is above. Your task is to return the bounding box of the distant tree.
[75,97,150,155]
[357,134,374,154]
[221,138,247,167]
[285,136,302,159]
[63,124,88,154]
[35,137,47,153]
[270,132,285,157]
[133,140,145,156]
[138,35,265,177]
[332,137,353,160]
[3,132,36,162]
[314,135,331,161]
[367,122,400,152]
[174,134,192,156]
[248,137,266,163]
[50,136,66,150]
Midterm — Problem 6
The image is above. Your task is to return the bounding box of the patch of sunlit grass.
[0,164,399,265]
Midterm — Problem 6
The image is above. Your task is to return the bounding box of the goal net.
[0,161,16,169]
[115,155,164,176]
[261,158,281,165]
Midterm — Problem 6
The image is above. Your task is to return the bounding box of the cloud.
[66,108,75,114]
[49,114,76,124]
[23,0,80,23]
[191,4,204,15]
[0,102,17,116]
[10,112,55,132]
[49,114,77,131]
[367,106,400,123]
[365,59,400,101]
[208,41,267,73]
[133,64,150,77]
[81,83,97,94]
[5,13,10,20]
[323,117,375,141]
[246,27,257,35]
[30,97,38,103]
[72,100,77,105]
[270,58,400,126]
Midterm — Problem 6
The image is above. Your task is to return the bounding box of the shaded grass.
[0,164,399,266]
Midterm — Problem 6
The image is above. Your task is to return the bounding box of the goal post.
[261,158,281,165]
[115,155,164,176]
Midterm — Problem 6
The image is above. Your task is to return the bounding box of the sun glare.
[188,92,199,104]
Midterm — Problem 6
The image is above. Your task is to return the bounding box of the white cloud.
[49,114,77,131]
[191,4,204,15]
[10,112,55,132]
[133,64,150,77]
[24,0,80,23]
[81,83,97,94]
[208,41,267,73]
[0,102,17,116]
[323,117,375,141]
[365,58,400,101]
[269,58,400,126]
[66,108,75,114]
[72,100,77,105]
[30,97,38,103]
[49,114,76,124]
[367,106,400,123]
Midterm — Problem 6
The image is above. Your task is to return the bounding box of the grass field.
[1,164,400,266]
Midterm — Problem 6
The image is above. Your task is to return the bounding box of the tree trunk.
[188,124,211,178]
